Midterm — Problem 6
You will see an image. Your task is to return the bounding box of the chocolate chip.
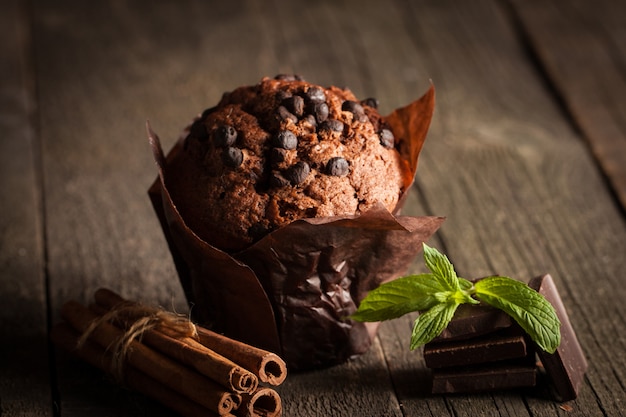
[270,147,288,165]
[276,90,293,102]
[325,157,349,176]
[273,130,298,150]
[285,161,310,185]
[361,98,379,109]
[342,100,368,122]
[302,114,317,127]
[269,171,291,188]
[214,125,238,147]
[309,102,329,123]
[275,74,304,81]
[284,95,305,117]
[319,119,344,133]
[305,86,326,103]
[189,121,209,141]
[342,100,365,115]
[277,106,298,123]
[379,129,395,148]
[222,147,243,167]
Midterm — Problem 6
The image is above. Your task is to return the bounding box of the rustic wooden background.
[1,0,625,416]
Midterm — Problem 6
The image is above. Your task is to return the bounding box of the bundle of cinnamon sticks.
[50,288,287,417]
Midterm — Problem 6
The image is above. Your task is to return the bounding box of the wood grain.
[509,0,626,212]
[0,1,51,415]
[2,0,624,415]
[390,2,626,416]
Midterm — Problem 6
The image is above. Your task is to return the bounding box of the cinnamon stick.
[60,300,241,416]
[94,288,287,385]
[239,387,282,417]
[197,327,287,386]
[142,326,258,394]
[51,323,234,417]
[88,296,258,394]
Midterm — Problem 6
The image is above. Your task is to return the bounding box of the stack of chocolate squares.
[423,274,588,401]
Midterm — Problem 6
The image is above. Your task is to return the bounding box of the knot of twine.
[77,302,197,383]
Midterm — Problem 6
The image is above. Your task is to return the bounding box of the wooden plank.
[508,0,626,212]
[31,0,190,308]
[30,0,399,415]
[29,0,626,416]
[30,1,187,415]
[380,1,626,416]
[0,0,52,416]
[276,338,402,416]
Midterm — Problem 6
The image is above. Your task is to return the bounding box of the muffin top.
[165,75,411,251]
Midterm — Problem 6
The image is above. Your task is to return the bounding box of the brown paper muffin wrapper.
[148,85,443,370]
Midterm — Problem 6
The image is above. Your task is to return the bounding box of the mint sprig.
[352,243,561,353]
[410,301,459,350]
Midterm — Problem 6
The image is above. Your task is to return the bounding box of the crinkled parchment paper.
[148,85,443,370]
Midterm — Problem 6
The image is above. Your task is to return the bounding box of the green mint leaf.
[474,276,561,353]
[458,277,474,290]
[422,243,459,292]
[410,301,460,350]
[351,274,446,322]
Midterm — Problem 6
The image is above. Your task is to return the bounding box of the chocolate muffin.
[165,75,411,252]
[149,76,440,369]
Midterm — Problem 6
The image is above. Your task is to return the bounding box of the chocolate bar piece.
[425,328,529,368]
[431,360,537,394]
[529,274,588,401]
[432,303,512,343]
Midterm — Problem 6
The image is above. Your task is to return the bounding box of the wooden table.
[2,0,625,415]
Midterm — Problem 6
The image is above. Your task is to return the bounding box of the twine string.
[76,302,197,383]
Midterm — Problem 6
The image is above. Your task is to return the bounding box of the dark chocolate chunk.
[432,303,512,343]
[319,119,344,133]
[305,86,326,103]
[361,97,379,109]
[431,360,537,394]
[379,129,395,148]
[273,130,298,150]
[424,330,529,368]
[222,147,243,168]
[325,157,349,177]
[309,102,329,124]
[285,95,305,117]
[529,274,588,401]
[277,106,298,123]
[214,125,238,147]
[285,161,310,185]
